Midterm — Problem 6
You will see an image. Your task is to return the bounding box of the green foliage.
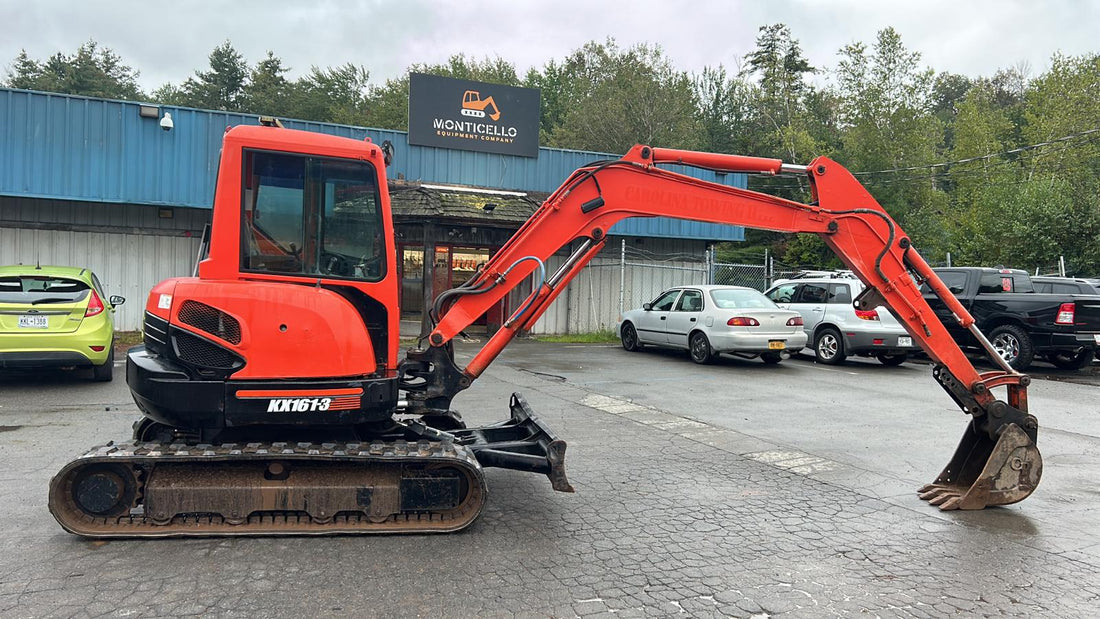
[294,63,371,125]
[535,39,700,153]
[780,235,843,269]
[241,52,294,117]
[5,40,143,100]
[534,329,618,343]
[165,41,249,111]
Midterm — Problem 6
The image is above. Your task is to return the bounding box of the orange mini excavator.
[49,124,1041,537]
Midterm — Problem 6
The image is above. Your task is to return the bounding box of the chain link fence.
[618,246,708,315]
[710,257,824,292]
[536,239,1081,334]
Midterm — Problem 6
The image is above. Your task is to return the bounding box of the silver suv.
[764,276,920,365]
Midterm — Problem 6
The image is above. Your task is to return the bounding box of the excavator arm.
[400,144,1041,511]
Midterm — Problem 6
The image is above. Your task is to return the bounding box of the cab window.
[241,150,385,281]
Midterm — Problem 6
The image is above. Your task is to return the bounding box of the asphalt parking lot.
[1,341,1099,617]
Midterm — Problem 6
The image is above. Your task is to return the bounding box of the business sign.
[408,73,541,158]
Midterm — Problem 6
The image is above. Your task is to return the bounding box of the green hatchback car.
[0,265,125,381]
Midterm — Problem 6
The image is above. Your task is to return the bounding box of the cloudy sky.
[2,0,1096,91]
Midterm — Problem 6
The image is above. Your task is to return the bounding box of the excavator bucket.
[919,422,1042,510]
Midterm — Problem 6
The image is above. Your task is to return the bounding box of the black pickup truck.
[923,267,1100,370]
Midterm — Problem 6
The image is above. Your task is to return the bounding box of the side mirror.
[110,295,126,306]
[643,303,652,311]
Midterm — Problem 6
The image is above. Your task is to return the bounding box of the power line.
[756,130,1100,191]
[848,126,1100,176]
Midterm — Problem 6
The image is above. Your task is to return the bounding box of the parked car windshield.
[0,276,90,304]
[709,288,777,309]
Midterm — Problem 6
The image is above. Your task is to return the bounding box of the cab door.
[634,289,681,344]
[665,289,703,349]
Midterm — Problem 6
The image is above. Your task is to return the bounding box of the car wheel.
[989,324,1034,371]
[689,331,715,364]
[92,347,114,382]
[876,353,907,366]
[620,322,642,352]
[761,352,783,364]
[814,328,846,365]
[1045,349,1094,370]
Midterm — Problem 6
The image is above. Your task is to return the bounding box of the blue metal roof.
[0,88,745,242]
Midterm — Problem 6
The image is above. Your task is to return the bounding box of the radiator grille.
[177,300,242,345]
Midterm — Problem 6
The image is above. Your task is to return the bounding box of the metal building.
[0,88,746,333]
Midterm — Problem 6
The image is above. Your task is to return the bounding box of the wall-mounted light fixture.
[138,104,160,119]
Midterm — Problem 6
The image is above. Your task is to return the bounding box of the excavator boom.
[404,144,1041,511]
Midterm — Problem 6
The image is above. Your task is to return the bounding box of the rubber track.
[49,440,487,538]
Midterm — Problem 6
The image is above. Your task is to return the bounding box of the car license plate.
[768,341,785,350]
[898,336,912,347]
[1094,334,1100,345]
[18,315,49,329]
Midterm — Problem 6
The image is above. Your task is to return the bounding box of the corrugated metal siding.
[0,226,201,331]
[1,88,745,241]
[529,237,708,334]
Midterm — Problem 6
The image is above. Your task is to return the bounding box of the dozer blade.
[918,422,1042,510]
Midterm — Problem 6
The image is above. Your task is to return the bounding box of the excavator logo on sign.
[460,90,501,121]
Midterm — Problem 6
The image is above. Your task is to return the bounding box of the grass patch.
[534,329,619,344]
[114,330,144,348]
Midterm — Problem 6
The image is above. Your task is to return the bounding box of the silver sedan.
[618,285,808,364]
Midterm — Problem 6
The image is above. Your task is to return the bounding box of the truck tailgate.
[1070,295,1100,337]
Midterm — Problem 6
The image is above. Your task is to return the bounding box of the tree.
[5,41,143,100]
[160,41,249,111]
[241,51,294,117]
[294,63,371,125]
[931,72,972,151]
[693,65,754,154]
[940,83,1017,265]
[533,39,699,153]
[833,27,947,251]
[1014,53,1100,272]
[740,24,823,162]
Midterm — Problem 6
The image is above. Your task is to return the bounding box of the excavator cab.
[121,126,404,441]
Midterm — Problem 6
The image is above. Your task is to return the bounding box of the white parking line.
[801,364,859,376]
